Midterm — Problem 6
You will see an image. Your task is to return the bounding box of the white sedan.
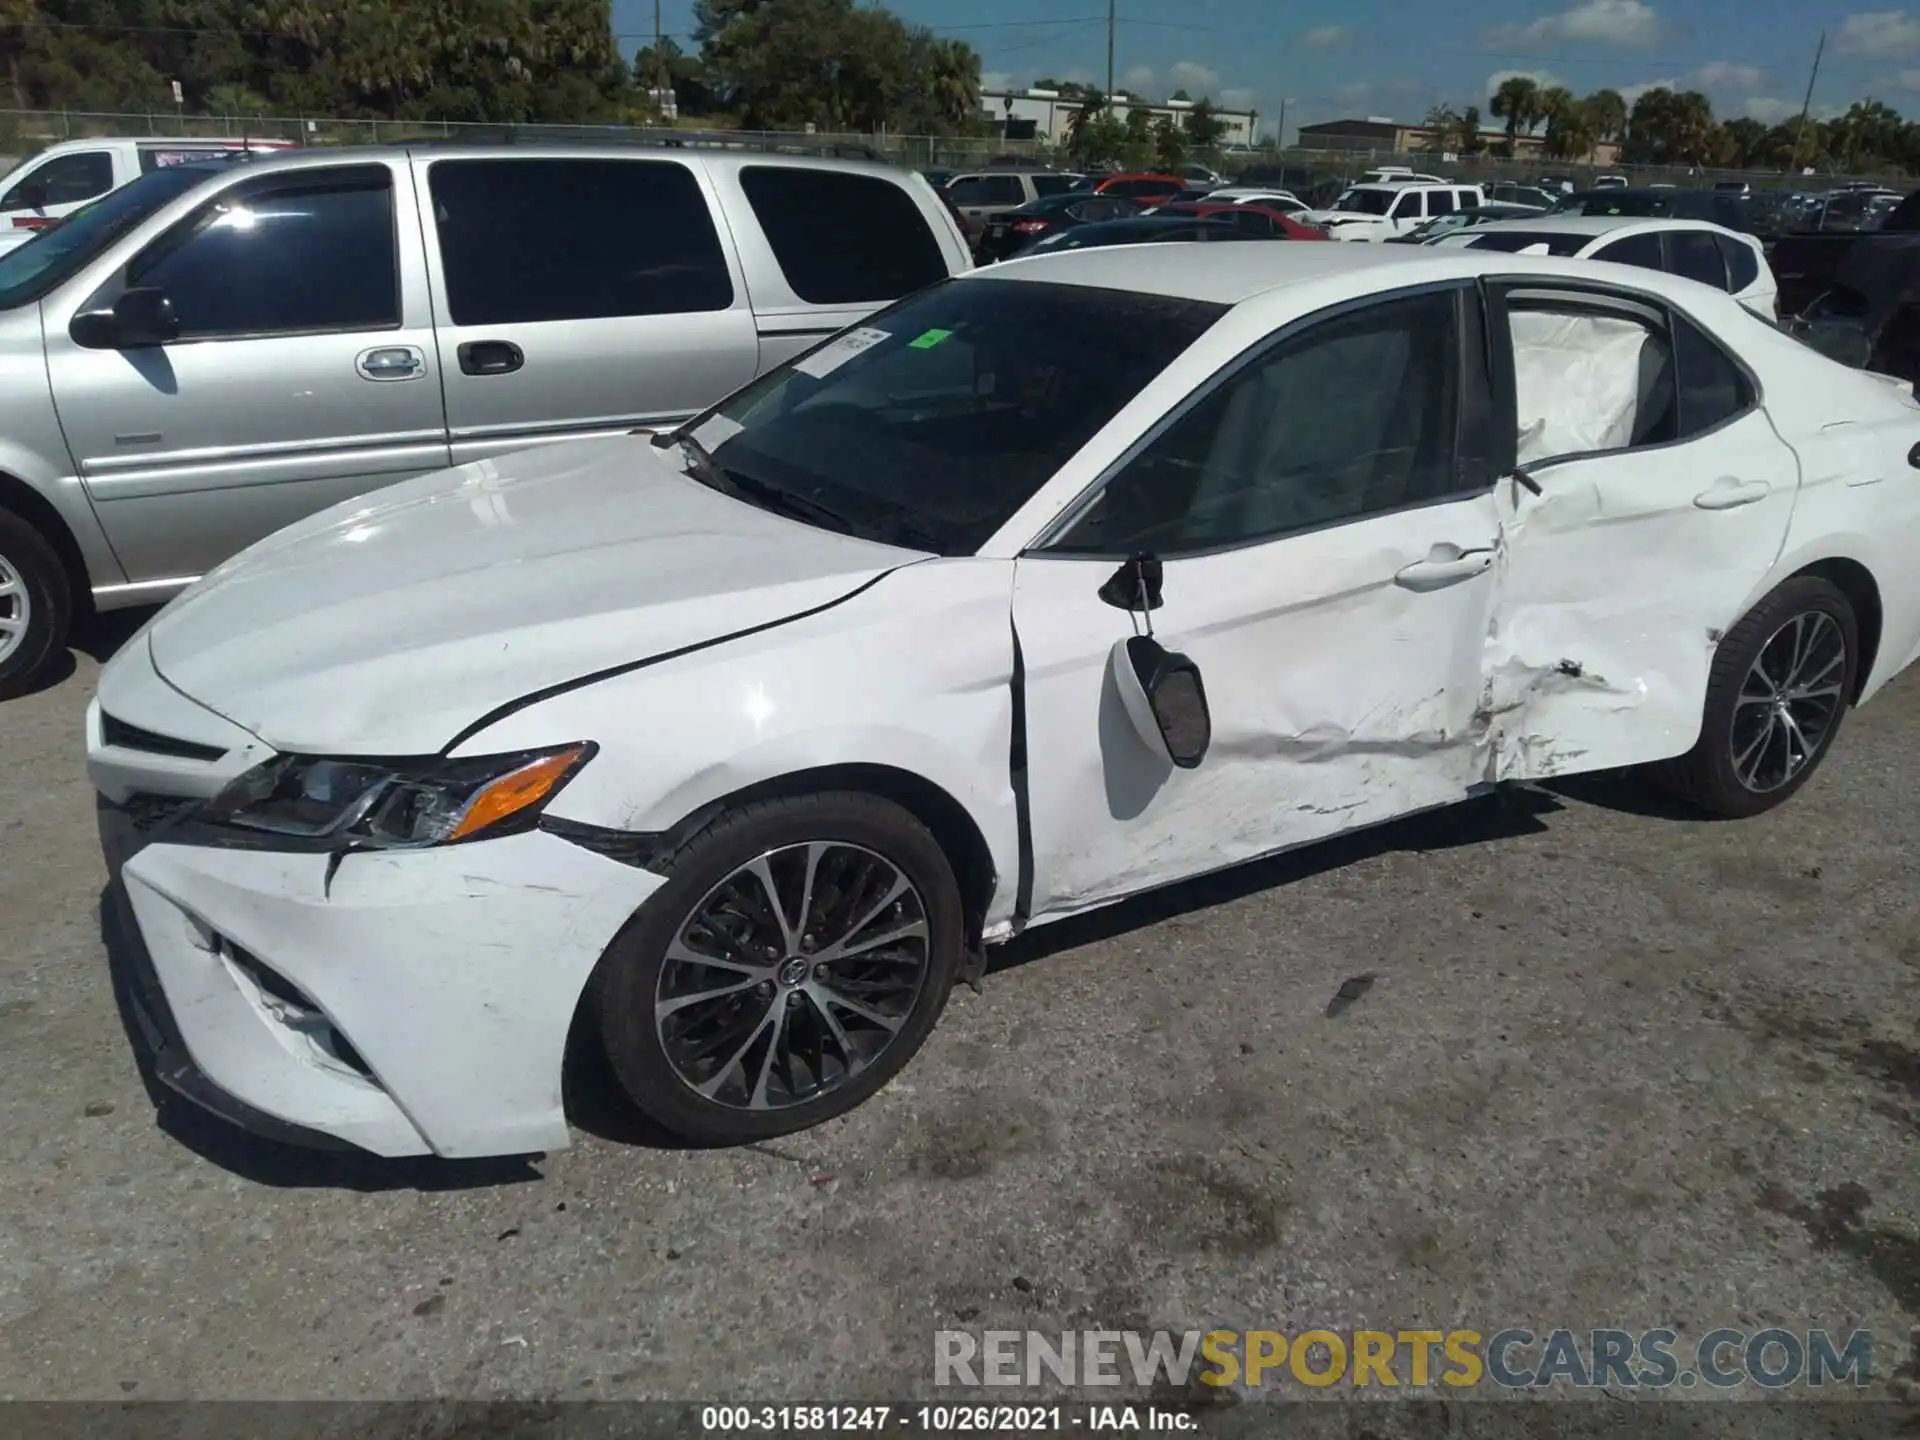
[1426,214,1780,320]
[88,244,1920,1158]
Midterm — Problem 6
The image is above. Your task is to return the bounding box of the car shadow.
[97,889,544,1192]
[1540,768,1727,822]
[10,605,160,700]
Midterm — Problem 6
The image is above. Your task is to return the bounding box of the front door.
[1011,286,1505,923]
[1483,281,1801,778]
[42,158,449,584]
[418,154,761,466]
[0,147,116,237]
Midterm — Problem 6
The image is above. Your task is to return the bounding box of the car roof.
[1463,214,1726,238]
[973,239,1758,310]
[1344,180,1472,192]
[126,141,918,183]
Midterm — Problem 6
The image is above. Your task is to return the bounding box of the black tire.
[0,507,73,701]
[1653,576,1859,818]
[591,791,964,1145]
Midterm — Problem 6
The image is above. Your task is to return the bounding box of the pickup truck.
[1770,190,1920,317]
[0,142,972,696]
[0,136,294,249]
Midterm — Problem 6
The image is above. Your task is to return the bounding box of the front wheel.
[0,508,73,701]
[592,792,965,1145]
[1654,576,1859,818]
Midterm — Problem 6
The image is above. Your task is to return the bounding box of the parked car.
[1144,201,1329,240]
[1354,166,1443,186]
[1018,214,1252,253]
[1305,182,1487,241]
[1592,174,1630,189]
[88,243,1920,1157]
[0,144,972,696]
[1385,201,1548,244]
[1177,163,1226,189]
[1429,215,1779,319]
[1198,186,1311,215]
[1772,189,1920,317]
[0,136,296,240]
[1091,173,1190,205]
[1487,182,1560,211]
[943,169,1084,245]
[974,192,1142,262]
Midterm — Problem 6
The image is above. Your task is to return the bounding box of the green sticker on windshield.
[908,328,954,349]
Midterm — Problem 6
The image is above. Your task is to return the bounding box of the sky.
[609,1,1919,141]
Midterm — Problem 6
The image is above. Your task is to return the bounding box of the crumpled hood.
[147,436,923,755]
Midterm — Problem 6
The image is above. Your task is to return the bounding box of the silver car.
[0,143,972,695]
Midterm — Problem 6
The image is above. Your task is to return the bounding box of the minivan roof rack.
[420,127,889,163]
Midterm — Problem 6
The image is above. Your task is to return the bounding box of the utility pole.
[1106,0,1116,100]
[654,0,669,108]
[1789,29,1824,176]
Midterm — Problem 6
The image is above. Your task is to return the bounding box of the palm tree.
[1539,86,1592,160]
[1064,87,1109,149]
[1489,75,1542,155]
[1585,87,1627,144]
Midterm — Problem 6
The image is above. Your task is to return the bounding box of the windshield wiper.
[652,427,857,536]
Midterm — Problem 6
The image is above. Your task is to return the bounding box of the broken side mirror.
[1109,634,1212,769]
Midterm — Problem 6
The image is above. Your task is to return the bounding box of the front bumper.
[99,799,665,1158]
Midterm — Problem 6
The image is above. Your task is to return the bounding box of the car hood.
[146,436,927,755]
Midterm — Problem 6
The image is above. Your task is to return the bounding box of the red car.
[1092,172,1189,205]
[1147,200,1330,240]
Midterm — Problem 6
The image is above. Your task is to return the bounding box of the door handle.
[1692,478,1771,510]
[457,340,525,376]
[1393,544,1494,591]
[356,345,423,381]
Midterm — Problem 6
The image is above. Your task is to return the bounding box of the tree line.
[1019,81,1235,170]
[0,0,984,135]
[1429,76,1919,174]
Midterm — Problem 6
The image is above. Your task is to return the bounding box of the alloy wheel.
[0,552,30,668]
[1730,610,1848,793]
[654,841,931,1110]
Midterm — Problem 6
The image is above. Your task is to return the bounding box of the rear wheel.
[0,508,72,701]
[592,792,964,1144]
[1654,576,1858,818]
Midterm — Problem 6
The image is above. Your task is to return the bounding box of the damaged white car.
[89,245,1920,1158]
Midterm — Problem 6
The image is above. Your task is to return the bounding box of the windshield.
[1334,189,1396,215]
[0,164,220,310]
[679,278,1226,556]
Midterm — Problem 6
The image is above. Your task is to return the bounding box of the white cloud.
[1334,81,1375,103]
[1482,0,1665,51]
[1733,96,1835,123]
[1617,77,1679,105]
[980,72,1013,92]
[1122,64,1157,92]
[1836,11,1920,55]
[1692,60,1765,90]
[1301,25,1353,48]
[1169,60,1222,95]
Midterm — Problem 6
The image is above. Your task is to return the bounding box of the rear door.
[42,158,449,583]
[418,153,758,465]
[716,164,960,369]
[1483,280,1800,778]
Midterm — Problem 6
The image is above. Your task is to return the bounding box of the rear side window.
[1465,231,1589,256]
[129,166,398,337]
[950,175,1023,204]
[429,158,732,325]
[740,166,946,306]
[1715,233,1760,292]
[1428,190,1457,216]
[3,150,112,208]
[1672,312,1753,435]
[1594,232,1663,270]
[1668,230,1727,290]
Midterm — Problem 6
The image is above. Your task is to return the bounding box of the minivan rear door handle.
[458,340,524,376]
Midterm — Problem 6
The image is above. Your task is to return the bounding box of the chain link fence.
[0,109,1910,193]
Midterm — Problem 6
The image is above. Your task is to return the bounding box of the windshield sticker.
[908,327,953,349]
[793,326,890,378]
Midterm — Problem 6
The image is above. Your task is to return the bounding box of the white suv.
[1306,182,1486,242]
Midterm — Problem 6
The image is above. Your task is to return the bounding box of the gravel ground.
[0,622,1915,1430]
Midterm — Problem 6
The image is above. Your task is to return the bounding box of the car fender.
[462,558,1026,933]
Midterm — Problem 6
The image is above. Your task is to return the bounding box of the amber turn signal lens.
[447,745,589,841]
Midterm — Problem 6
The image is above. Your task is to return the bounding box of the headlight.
[202,743,594,849]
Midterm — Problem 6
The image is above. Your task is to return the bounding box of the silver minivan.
[0,143,972,695]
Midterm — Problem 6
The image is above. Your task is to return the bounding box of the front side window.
[1046,290,1463,556]
[429,158,731,325]
[739,166,945,305]
[2,151,113,209]
[129,166,398,337]
[0,163,219,311]
[1427,190,1457,216]
[1031,174,1076,197]
[682,278,1224,557]
[1336,189,1394,216]
[1109,179,1178,200]
[1390,191,1423,220]
[1226,211,1275,236]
